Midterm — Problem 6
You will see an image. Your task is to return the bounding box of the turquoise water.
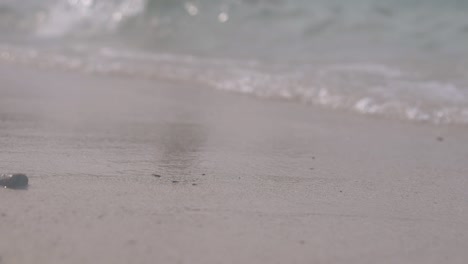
[1,0,468,124]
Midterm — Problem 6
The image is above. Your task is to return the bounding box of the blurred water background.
[1,0,468,124]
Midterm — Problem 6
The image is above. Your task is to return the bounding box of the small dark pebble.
[202,173,206,176]
[152,174,161,178]
[192,183,198,186]
[340,190,343,193]
[312,156,315,159]
[172,180,179,184]
[0,173,29,189]
[309,168,314,170]
[299,240,306,245]
[436,136,444,142]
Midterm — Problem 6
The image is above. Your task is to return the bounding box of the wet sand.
[0,62,467,264]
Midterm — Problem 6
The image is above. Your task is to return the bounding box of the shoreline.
[1,62,467,264]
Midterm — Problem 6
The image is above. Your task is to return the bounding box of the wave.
[3,0,468,57]
[2,44,468,125]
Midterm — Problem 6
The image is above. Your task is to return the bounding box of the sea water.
[1,0,468,124]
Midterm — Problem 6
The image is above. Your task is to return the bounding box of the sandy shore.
[0,62,467,264]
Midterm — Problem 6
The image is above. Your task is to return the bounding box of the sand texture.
[1,63,468,264]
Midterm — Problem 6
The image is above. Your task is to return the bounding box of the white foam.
[36,0,146,37]
[1,44,468,125]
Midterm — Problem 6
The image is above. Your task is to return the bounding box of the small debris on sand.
[192,183,198,186]
[152,174,161,178]
[172,180,179,184]
[436,136,444,142]
[0,173,29,189]
[202,173,206,176]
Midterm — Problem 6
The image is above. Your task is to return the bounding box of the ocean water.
[1,0,468,124]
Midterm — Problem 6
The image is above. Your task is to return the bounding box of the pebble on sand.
[0,173,29,189]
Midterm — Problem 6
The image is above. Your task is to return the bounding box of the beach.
[1,62,467,264]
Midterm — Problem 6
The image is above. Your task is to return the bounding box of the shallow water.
[1,0,468,124]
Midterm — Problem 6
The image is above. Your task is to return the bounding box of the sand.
[0,62,467,264]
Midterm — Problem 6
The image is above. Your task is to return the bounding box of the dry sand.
[0,62,467,264]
